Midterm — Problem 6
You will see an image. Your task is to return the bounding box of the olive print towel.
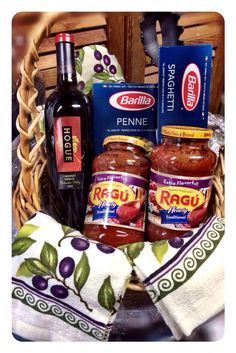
[12,212,132,341]
[120,216,225,340]
[12,213,224,341]
[75,44,125,95]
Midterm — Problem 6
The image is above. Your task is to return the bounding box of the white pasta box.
[157,44,212,142]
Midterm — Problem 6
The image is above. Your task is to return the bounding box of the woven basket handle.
[13,12,68,229]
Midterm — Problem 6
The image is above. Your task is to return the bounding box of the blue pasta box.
[157,44,212,142]
[92,83,158,154]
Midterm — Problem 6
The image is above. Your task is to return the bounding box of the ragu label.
[148,170,213,230]
[155,186,205,211]
[181,63,201,111]
[90,181,135,206]
[84,171,148,231]
[53,116,82,173]
[109,91,155,111]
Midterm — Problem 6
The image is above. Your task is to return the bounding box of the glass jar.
[83,135,150,247]
[146,125,217,241]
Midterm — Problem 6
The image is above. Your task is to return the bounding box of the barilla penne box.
[92,83,158,154]
[157,44,212,143]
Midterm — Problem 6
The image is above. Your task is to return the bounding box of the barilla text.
[92,83,157,154]
[157,44,212,143]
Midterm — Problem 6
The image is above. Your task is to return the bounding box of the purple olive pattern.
[32,275,48,290]
[13,220,187,312]
[14,238,92,310]
[12,214,225,340]
[50,285,69,299]
[71,237,90,251]
[168,237,184,249]
[59,257,75,278]
[92,47,118,82]
[96,243,115,254]
[13,231,118,313]
[74,44,125,94]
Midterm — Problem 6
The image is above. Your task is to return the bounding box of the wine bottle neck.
[56,41,77,87]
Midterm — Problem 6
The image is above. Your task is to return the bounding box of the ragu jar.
[146,125,217,241]
[83,135,150,247]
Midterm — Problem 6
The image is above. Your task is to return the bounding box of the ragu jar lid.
[55,33,74,44]
[161,125,213,139]
[103,135,150,152]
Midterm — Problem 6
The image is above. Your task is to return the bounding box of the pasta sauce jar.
[83,135,150,247]
[147,126,217,241]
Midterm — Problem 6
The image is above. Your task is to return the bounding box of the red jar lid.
[55,33,74,44]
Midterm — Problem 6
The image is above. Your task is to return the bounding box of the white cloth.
[125,216,225,340]
[75,44,125,94]
[12,214,224,341]
[12,212,132,341]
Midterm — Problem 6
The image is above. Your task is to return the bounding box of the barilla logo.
[109,91,155,111]
[181,63,201,111]
[155,186,204,211]
[90,181,135,206]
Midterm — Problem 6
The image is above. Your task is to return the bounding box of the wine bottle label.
[53,116,82,173]
[58,173,83,190]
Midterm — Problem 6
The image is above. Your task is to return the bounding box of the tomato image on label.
[116,200,142,223]
[148,170,213,230]
[187,202,208,227]
[85,172,147,231]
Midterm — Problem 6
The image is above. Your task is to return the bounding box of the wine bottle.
[44,33,92,230]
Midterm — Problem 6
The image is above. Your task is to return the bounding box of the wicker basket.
[12,12,225,238]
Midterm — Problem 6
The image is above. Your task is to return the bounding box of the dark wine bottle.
[44,33,92,230]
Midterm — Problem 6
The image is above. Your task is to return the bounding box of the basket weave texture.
[12,12,225,233]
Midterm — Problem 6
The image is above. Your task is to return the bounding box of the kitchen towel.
[121,216,225,340]
[12,213,224,341]
[75,44,125,94]
[12,212,132,341]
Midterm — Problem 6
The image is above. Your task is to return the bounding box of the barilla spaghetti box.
[157,44,212,142]
[92,83,158,154]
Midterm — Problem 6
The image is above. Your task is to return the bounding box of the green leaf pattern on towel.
[12,238,36,257]
[78,48,85,63]
[61,225,75,236]
[12,220,169,314]
[16,261,33,277]
[74,252,90,292]
[98,276,116,313]
[89,44,97,50]
[74,44,125,88]
[75,48,85,76]
[12,217,225,319]
[127,242,145,261]
[93,72,111,81]
[58,225,77,246]
[25,258,51,276]
[76,60,82,76]
[16,224,39,238]
[119,242,145,265]
[83,77,93,95]
[40,242,58,274]
[151,241,168,263]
